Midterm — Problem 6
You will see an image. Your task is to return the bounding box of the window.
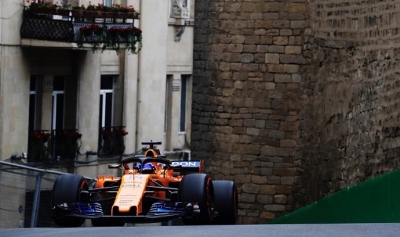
[52,77,65,131]
[103,0,113,7]
[164,78,169,133]
[28,76,37,132]
[99,76,114,128]
[179,76,187,132]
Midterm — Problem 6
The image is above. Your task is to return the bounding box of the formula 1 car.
[51,141,238,227]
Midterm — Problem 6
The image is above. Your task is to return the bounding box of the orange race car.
[51,141,238,227]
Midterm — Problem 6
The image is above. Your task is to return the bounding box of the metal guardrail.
[0,161,92,228]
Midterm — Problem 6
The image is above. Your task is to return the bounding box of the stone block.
[229,119,244,127]
[284,64,299,73]
[269,45,285,53]
[280,29,293,36]
[265,53,280,64]
[245,36,260,44]
[247,127,260,136]
[229,35,245,44]
[267,64,284,73]
[280,139,297,147]
[265,82,276,90]
[285,46,302,54]
[275,74,292,82]
[264,2,284,12]
[251,13,263,20]
[241,54,255,63]
[291,20,306,28]
[260,211,276,219]
[243,64,260,72]
[219,62,230,71]
[263,204,286,212]
[259,185,276,194]
[285,3,307,13]
[255,20,273,29]
[280,54,305,64]
[263,12,279,20]
[261,168,273,175]
[229,53,242,62]
[273,36,289,45]
[267,176,281,184]
[257,194,273,204]
[229,44,243,53]
[281,176,294,185]
[274,194,288,204]
[241,2,255,12]
[275,185,293,194]
[252,175,267,184]
[240,193,257,203]
[244,97,254,107]
[260,36,273,44]
[242,183,260,194]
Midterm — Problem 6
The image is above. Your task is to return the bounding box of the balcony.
[20,9,141,53]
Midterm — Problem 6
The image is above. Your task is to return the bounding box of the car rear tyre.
[212,180,238,224]
[52,174,87,227]
[179,173,214,225]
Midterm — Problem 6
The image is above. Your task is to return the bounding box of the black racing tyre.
[212,180,238,225]
[91,194,125,227]
[179,173,214,225]
[52,174,87,227]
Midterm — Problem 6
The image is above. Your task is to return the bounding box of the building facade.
[0,0,195,227]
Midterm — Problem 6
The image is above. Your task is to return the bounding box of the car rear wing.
[170,160,204,174]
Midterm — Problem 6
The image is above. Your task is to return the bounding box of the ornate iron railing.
[20,9,141,53]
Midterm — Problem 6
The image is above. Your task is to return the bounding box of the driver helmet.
[142,163,155,171]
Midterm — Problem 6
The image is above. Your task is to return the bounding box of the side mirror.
[108,164,121,169]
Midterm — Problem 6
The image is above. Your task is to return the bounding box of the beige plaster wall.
[0,46,30,160]
[136,0,169,151]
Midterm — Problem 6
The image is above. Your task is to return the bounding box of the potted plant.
[26,0,58,14]
[77,24,142,54]
[71,3,85,19]
[77,24,106,51]
[84,1,102,18]
[58,0,72,16]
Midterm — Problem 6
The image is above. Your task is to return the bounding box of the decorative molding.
[173,79,181,91]
[172,0,189,19]
[175,25,186,42]
[43,77,53,92]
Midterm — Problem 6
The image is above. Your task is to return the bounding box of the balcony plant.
[26,0,138,19]
[27,131,51,162]
[26,0,58,14]
[100,126,128,156]
[58,0,72,16]
[77,24,142,54]
[77,24,106,51]
[55,129,82,159]
[105,26,142,54]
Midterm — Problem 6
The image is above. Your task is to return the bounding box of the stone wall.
[191,0,306,224]
[191,0,400,224]
[299,0,400,205]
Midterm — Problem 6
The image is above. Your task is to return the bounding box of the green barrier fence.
[268,169,400,224]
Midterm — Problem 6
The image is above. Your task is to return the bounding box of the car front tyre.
[52,174,87,227]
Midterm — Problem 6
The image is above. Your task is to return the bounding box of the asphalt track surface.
[2,223,400,237]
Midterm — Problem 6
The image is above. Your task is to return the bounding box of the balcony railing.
[20,9,141,53]
[98,126,128,157]
[27,129,82,162]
